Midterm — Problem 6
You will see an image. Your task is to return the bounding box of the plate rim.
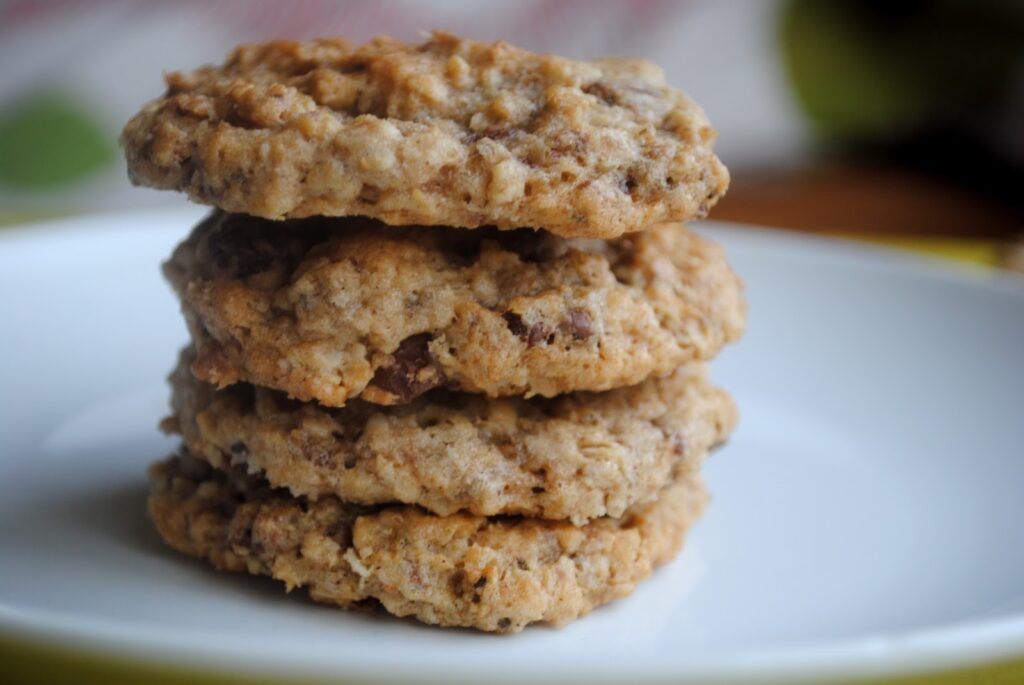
[1,207,1023,684]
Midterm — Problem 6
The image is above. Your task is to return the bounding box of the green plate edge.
[0,632,343,685]
[4,630,1024,685]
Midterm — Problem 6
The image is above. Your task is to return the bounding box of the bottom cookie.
[148,452,707,633]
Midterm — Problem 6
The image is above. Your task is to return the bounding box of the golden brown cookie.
[148,453,707,633]
[166,349,735,524]
[122,32,728,237]
[164,211,745,407]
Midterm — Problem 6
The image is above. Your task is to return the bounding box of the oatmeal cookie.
[122,32,728,237]
[166,350,735,523]
[148,453,707,633]
[164,211,745,407]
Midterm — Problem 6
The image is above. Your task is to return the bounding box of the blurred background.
[1,0,1022,267]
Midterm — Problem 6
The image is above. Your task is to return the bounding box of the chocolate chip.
[672,435,686,456]
[450,569,467,598]
[229,441,248,455]
[526,322,551,347]
[619,173,639,195]
[503,312,528,339]
[516,558,529,570]
[395,333,433,364]
[504,312,552,348]
[565,309,594,341]
[474,576,488,589]
[369,333,444,403]
[497,617,512,630]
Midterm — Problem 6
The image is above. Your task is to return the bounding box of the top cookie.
[121,32,728,238]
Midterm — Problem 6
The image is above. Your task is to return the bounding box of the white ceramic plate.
[1,208,1022,685]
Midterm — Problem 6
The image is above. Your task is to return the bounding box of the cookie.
[121,32,728,238]
[164,211,745,408]
[166,347,735,523]
[148,453,707,633]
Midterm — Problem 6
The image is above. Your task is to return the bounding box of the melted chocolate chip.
[450,570,467,598]
[565,309,594,341]
[526,322,552,347]
[370,333,443,403]
[504,312,552,348]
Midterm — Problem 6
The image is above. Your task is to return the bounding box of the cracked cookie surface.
[167,350,735,523]
[164,211,745,407]
[122,32,728,237]
[148,453,706,633]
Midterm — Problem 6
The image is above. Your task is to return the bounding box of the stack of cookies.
[122,33,745,633]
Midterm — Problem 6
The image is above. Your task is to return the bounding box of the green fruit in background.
[780,0,1024,141]
[0,92,116,189]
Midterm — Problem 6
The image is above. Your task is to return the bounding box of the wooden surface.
[713,165,1021,239]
